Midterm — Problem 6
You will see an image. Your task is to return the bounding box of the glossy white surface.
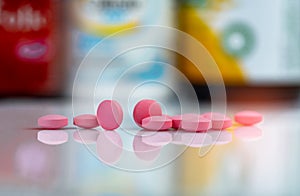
[0,97,299,195]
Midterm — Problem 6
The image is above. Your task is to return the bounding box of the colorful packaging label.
[0,0,66,95]
[178,0,300,86]
[72,0,174,98]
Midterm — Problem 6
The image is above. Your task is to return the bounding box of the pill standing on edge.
[133,99,162,127]
[38,114,68,129]
[97,100,123,130]
[73,114,99,129]
[37,130,68,145]
[201,112,232,130]
[234,110,263,125]
[141,115,172,131]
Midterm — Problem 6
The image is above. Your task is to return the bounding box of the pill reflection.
[207,130,233,145]
[133,131,162,162]
[234,126,263,141]
[73,129,99,144]
[180,132,213,148]
[96,131,123,164]
[141,131,172,146]
[37,130,68,145]
[170,129,233,147]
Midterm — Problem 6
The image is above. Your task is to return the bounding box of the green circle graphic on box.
[222,22,256,58]
[181,0,207,7]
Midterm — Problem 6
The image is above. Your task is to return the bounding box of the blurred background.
[0,0,300,195]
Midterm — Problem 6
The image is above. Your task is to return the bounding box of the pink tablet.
[201,112,226,119]
[97,100,123,130]
[96,131,123,164]
[181,115,211,132]
[201,112,232,130]
[37,130,68,145]
[171,113,199,129]
[170,115,182,129]
[141,115,172,131]
[133,99,162,127]
[73,114,99,129]
[38,114,68,129]
[234,110,263,125]
[73,129,99,144]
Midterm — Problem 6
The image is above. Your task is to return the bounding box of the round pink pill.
[97,100,123,130]
[133,99,162,127]
[181,115,211,132]
[73,129,99,144]
[38,114,68,129]
[141,115,172,131]
[37,130,68,145]
[234,110,263,125]
[201,112,232,130]
[73,114,99,129]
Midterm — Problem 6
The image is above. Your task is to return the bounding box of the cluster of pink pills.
[37,99,263,145]
[135,100,262,131]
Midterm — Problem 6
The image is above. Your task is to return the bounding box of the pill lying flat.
[37,130,68,145]
[133,99,162,127]
[73,129,99,144]
[97,100,123,130]
[211,117,232,130]
[201,112,232,130]
[171,113,199,129]
[141,115,172,131]
[170,115,182,129]
[38,114,68,129]
[96,131,123,164]
[181,114,211,132]
[141,131,172,146]
[73,114,99,129]
[234,110,263,125]
[201,112,226,119]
